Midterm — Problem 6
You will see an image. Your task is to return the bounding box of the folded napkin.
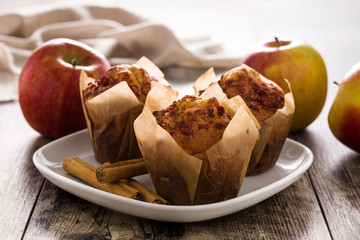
[0,3,242,102]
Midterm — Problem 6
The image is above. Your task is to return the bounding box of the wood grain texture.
[23,161,330,239]
[23,181,111,239]
[293,125,360,240]
[182,175,331,240]
[0,102,49,239]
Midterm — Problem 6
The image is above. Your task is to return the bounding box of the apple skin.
[328,62,360,153]
[19,38,111,138]
[243,38,328,131]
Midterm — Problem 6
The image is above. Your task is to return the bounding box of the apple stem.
[333,81,340,86]
[274,37,280,47]
[71,59,77,67]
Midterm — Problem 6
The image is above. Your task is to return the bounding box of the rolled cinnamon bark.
[63,157,143,200]
[95,158,148,183]
[121,179,170,205]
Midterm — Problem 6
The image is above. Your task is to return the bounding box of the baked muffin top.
[218,66,284,121]
[153,95,231,154]
[83,64,157,103]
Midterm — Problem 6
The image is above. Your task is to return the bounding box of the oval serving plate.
[33,129,313,222]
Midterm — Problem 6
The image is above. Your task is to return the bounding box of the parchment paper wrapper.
[193,66,295,176]
[80,56,172,163]
[134,80,259,205]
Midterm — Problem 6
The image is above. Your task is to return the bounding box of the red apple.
[243,38,328,131]
[328,62,360,153]
[19,38,111,138]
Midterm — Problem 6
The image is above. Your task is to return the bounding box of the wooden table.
[1,0,359,239]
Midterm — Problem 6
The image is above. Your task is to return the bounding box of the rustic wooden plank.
[23,173,330,239]
[183,175,331,240]
[0,101,50,239]
[293,123,360,240]
[23,180,185,239]
[22,181,112,239]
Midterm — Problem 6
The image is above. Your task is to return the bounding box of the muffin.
[218,66,285,121]
[134,82,259,205]
[83,64,156,103]
[80,57,171,164]
[193,65,295,175]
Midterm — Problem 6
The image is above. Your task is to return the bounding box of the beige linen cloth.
[0,3,242,102]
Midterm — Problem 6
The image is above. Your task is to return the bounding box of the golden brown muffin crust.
[83,64,156,103]
[153,95,232,154]
[218,66,285,121]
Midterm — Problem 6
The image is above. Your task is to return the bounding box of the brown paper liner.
[80,57,173,163]
[134,81,259,205]
[193,65,295,176]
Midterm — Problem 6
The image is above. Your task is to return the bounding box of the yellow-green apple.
[19,38,111,138]
[243,38,328,131]
[328,62,360,153]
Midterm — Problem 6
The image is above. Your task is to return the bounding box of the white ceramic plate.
[33,129,313,222]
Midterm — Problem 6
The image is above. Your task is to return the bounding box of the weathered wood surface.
[1,0,359,239]
[22,174,331,239]
[0,102,49,240]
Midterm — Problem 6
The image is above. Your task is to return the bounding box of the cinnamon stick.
[95,158,148,183]
[121,179,170,205]
[63,157,143,200]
